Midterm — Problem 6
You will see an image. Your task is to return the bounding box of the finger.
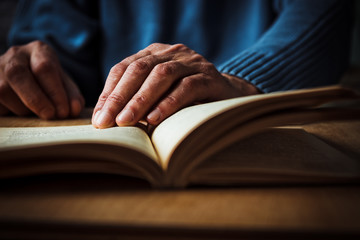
[93,54,168,128]
[92,44,182,125]
[147,73,211,125]
[29,42,70,118]
[92,49,152,119]
[62,71,85,117]
[0,81,31,116]
[115,61,196,126]
[4,52,56,119]
[0,103,10,116]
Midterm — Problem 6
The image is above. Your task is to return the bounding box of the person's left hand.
[92,43,260,128]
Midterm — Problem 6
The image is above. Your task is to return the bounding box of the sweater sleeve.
[218,0,353,93]
[8,0,102,106]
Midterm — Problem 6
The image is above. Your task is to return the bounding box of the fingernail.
[71,99,82,117]
[147,108,161,123]
[117,109,134,125]
[57,106,69,119]
[92,110,101,127]
[40,107,55,120]
[93,110,100,122]
[96,110,112,128]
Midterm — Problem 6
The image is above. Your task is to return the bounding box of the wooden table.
[0,111,359,239]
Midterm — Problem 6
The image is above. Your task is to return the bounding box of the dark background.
[1,0,359,65]
[0,0,18,54]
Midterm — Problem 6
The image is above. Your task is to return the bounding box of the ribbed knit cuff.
[218,50,275,93]
[218,0,351,94]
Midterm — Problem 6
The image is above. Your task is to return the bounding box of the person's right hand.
[0,40,85,119]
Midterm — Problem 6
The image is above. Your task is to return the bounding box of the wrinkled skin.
[0,40,84,119]
[92,43,260,128]
[0,41,260,126]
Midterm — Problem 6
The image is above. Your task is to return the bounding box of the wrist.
[222,73,261,96]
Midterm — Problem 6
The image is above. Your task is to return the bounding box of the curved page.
[151,86,355,172]
[0,125,161,183]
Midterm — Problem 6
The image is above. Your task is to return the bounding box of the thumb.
[62,71,85,117]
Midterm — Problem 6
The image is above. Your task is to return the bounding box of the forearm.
[219,0,353,93]
[8,0,101,106]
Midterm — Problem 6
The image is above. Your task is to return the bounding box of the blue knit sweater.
[9,0,352,106]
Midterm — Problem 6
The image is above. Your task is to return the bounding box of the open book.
[1,86,360,188]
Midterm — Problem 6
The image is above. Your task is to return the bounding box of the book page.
[0,125,158,163]
[151,86,358,172]
[190,127,360,185]
[151,97,255,169]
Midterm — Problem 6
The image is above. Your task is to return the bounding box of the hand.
[92,43,260,128]
[0,40,85,119]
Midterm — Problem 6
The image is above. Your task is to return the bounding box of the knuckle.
[44,88,59,99]
[110,62,127,75]
[106,93,126,105]
[29,40,46,48]
[98,93,110,102]
[164,95,180,108]
[31,41,57,57]
[5,46,20,56]
[25,95,43,108]
[171,43,189,52]
[4,59,26,80]
[148,43,164,50]
[199,62,216,73]
[32,59,54,76]
[191,53,205,62]
[181,76,196,89]
[132,93,147,105]
[137,49,151,56]
[148,43,158,49]
[153,62,176,77]
[181,75,204,90]
[128,60,151,74]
